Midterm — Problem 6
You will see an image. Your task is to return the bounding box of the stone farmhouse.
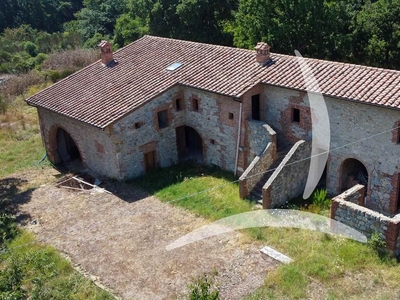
[26,35,400,254]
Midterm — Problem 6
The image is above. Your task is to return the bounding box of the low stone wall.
[239,120,276,199]
[331,187,400,255]
[339,184,365,205]
[239,142,275,198]
[262,140,311,208]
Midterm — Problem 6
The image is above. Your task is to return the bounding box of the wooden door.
[144,151,156,173]
[176,126,186,158]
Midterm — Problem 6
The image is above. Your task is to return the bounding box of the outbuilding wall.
[263,85,400,214]
[112,86,240,179]
[37,107,119,179]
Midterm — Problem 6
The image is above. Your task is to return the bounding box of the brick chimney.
[255,42,271,65]
[98,40,115,66]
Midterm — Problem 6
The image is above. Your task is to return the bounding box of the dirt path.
[18,179,278,300]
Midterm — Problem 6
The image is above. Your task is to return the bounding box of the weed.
[187,271,219,300]
[368,232,386,249]
[0,232,114,299]
[312,189,330,210]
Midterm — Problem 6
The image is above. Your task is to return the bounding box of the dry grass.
[0,82,52,178]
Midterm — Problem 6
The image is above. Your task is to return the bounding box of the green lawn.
[133,163,400,300]
[132,162,255,220]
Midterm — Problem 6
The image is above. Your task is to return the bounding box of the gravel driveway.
[19,180,278,299]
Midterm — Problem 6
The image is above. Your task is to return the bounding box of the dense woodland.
[0,0,399,75]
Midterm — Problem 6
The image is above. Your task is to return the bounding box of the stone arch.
[47,124,85,167]
[339,157,369,193]
[176,125,205,163]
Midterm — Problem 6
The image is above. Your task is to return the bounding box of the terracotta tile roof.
[26,35,400,129]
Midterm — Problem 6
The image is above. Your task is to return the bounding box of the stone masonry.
[332,186,400,255]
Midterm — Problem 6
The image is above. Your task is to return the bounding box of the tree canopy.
[0,0,399,71]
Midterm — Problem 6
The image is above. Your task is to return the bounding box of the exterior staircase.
[249,135,293,202]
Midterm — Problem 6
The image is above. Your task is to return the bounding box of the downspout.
[234,102,243,176]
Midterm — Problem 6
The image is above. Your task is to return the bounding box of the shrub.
[312,189,330,210]
[34,53,47,66]
[0,257,26,299]
[1,72,44,98]
[42,49,98,72]
[188,272,220,300]
[24,42,39,57]
[367,231,386,250]
[0,214,18,244]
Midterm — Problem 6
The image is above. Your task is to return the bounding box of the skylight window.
[166,62,182,71]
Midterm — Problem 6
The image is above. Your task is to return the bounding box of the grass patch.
[132,162,254,220]
[0,231,114,299]
[134,164,400,299]
[0,85,50,178]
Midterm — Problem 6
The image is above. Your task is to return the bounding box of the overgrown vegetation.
[0,81,53,178]
[0,232,115,300]
[187,271,220,300]
[1,0,399,76]
[134,164,400,299]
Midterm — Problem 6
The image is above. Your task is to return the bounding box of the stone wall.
[331,188,400,254]
[246,119,276,163]
[262,84,400,215]
[262,140,311,208]
[337,184,365,205]
[113,86,240,179]
[239,142,275,199]
[239,120,276,198]
[37,107,120,179]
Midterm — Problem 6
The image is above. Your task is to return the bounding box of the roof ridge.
[26,35,400,129]
[145,35,400,74]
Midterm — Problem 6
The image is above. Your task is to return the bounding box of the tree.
[353,0,400,68]
[175,0,235,45]
[75,0,126,40]
[230,0,357,62]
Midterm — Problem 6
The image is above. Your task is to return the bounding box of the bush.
[1,72,44,98]
[42,49,98,72]
[0,257,26,299]
[312,189,330,210]
[0,214,18,245]
[188,272,219,300]
[35,53,48,66]
[24,42,39,57]
[367,232,386,250]
[47,69,75,83]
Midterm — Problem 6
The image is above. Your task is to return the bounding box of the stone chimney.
[255,42,271,65]
[98,40,115,66]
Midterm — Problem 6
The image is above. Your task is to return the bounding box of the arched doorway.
[56,128,82,164]
[176,126,203,162]
[340,158,368,192]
